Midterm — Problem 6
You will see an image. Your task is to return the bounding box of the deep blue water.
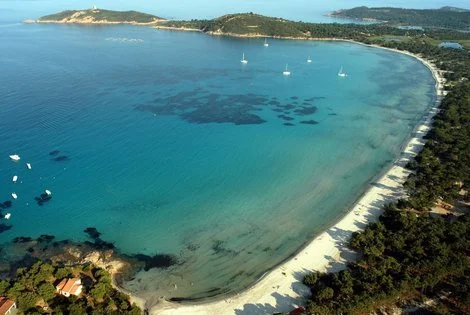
[0,23,435,299]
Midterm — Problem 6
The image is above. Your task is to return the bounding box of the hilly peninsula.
[38,8,165,24]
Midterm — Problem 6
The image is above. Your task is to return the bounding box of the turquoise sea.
[0,23,435,299]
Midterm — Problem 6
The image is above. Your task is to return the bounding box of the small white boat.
[240,53,248,64]
[4,213,11,220]
[12,175,18,183]
[45,189,52,196]
[9,154,20,161]
[26,163,32,170]
[11,193,17,199]
[283,64,291,76]
[307,56,312,63]
[263,38,269,47]
[338,66,347,77]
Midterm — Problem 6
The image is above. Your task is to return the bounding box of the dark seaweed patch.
[290,96,299,100]
[133,253,178,271]
[37,234,55,243]
[294,106,317,116]
[0,224,12,234]
[0,201,12,209]
[328,113,338,116]
[278,115,294,121]
[278,104,295,110]
[84,227,101,239]
[137,91,269,125]
[211,240,238,256]
[300,120,319,125]
[272,108,283,113]
[51,155,69,162]
[49,150,60,156]
[283,123,295,126]
[83,228,114,250]
[34,193,52,206]
[304,97,325,102]
[185,242,200,252]
[268,100,281,106]
[13,236,33,243]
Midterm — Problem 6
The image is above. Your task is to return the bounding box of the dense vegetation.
[39,9,164,23]
[331,6,470,30]
[404,82,470,209]
[0,261,141,314]
[303,206,470,314]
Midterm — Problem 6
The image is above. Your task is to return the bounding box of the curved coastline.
[23,18,446,313]
[129,40,445,315]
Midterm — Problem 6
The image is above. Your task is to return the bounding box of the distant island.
[331,6,470,30]
[37,7,166,25]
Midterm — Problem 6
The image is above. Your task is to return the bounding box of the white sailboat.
[307,56,312,63]
[283,64,291,76]
[338,66,347,77]
[11,193,17,199]
[4,213,11,220]
[240,53,248,64]
[12,175,18,183]
[45,189,52,196]
[9,154,20,161]
[263,38,269,47]
[26,163,32,170]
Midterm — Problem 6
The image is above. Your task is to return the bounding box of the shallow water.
[0,23,434,299]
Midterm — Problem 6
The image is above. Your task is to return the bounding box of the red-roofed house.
[55,278,83,297]
[0,297,17,315]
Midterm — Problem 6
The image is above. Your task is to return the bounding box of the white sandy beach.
[127,44,445,315]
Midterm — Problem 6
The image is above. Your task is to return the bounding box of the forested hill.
[331,6,470,30]
[158,13,470,50]
[159,13,305,38]
[38,9,165,24]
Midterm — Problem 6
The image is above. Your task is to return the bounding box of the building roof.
[0,297,15,314]
[56,278,82,295]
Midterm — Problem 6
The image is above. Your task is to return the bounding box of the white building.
[56,278,83,297]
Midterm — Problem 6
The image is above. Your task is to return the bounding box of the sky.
[1,0,469,22]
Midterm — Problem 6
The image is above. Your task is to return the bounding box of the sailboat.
[283,64,291,76]
[9,154,20,161]
[264,38,269,47]
[307,56,312,63]
[338,66,347,77]
[240,53,248,64]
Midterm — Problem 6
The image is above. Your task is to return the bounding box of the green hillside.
[161,13,306,37]
[39,9,164,23]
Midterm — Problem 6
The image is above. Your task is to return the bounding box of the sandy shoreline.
[124,40,444,315]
